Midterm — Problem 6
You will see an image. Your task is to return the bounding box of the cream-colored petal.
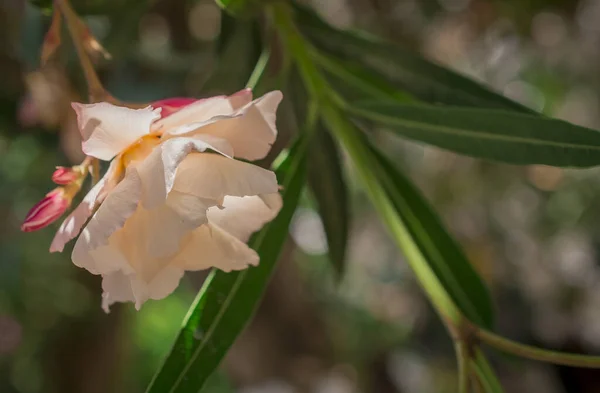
[134,135,233,209]
[101,266,184,311]
[172,153,278,202]
[172,223,259,272]
[207,193,282,242]
[50,160,117,253]
[165,91,282,161]
[130,266,184,310]
[109,191,212,282]
[71,167,142,273]
[101,271,135,312]
[73,102,161,160]
[153,89,253,133]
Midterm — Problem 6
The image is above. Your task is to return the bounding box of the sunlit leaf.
[354,102,600,167]
[368,145,494,328]
[145,138,308,393]
[293,2,532,113]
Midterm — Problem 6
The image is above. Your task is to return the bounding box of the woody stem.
[54,0,111,103]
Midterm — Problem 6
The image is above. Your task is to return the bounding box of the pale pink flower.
[22,188,71,232]
[50,89,283,311]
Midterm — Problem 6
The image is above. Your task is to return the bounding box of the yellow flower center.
[107,133,162,192]
[120,134,162,167]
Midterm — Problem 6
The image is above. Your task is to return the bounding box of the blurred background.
[3,0,600,392]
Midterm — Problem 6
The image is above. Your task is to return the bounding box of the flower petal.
[73,102,161,161]
[101,271,135,312]
[166,91,282,161]
[108,191,212,282]
[71,167,142,273]
[134,135,234,209]
[172,223,259,272]
[172,153,279,202]
[101,266,184,311]
[130,266,184,310]
[207,193,282,242]
[152,89,252,132]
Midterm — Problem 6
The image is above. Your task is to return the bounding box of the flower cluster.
[22,89,283,311]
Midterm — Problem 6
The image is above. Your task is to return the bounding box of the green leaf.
[292,2,533,113]
[353,102,600,167]
[145,139,308,393]
[368,145,494,328]
[310,51,415,104]
[471,350,505,393]
[308,126,349,277]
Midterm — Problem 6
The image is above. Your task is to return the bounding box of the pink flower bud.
[21,188,70,232]
[52,166,79,185]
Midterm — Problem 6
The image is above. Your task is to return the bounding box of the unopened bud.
[41,10,62,66]
[52,166,80,185]
[21,188,71,232]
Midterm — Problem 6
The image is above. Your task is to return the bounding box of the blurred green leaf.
[203,18,262,94]
[354,102,600,167]
[308,126,349,278]
[285,68,349,277]
[368,145,494,328]
[293,2,533,113]
[145,137,308,393]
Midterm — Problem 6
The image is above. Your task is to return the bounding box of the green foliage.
[353,102,600,167]
[145,137,308,393]
[292,2,533,113]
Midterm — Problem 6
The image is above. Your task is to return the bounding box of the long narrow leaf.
[293,2,532,113]
[354,102,600,167]
[288,69,349,277]
[308,126,349,277]
[369,146,494,328]
[146,139,308,393]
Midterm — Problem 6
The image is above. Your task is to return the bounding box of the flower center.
[120,134,161,167]
[106,134,162,193]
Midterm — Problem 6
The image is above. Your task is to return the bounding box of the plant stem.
[475,326,600,368]
[246,47,271,90]
[271,0,462,332]
[54,0,111,103]
[456,341,470,393]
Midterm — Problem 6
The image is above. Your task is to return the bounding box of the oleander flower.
[49,89,283,311]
